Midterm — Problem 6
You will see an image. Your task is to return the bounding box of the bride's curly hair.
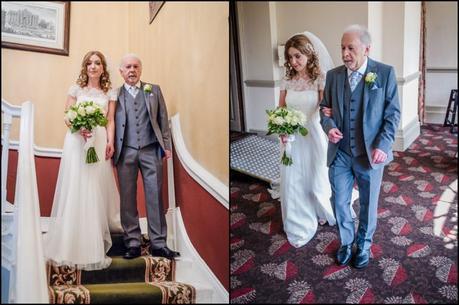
[76,51,111,93]
[284,34,321,82]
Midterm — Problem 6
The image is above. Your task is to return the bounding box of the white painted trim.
[1,137,63,158]
[393,117,421,151]
[170,114,229,209]
[172,207,228,303]
[425,105,448,124]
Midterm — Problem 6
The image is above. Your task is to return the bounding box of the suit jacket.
[113,81,171,165]
[320,57,400,169]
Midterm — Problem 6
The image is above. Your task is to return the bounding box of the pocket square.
[370,83,380,90]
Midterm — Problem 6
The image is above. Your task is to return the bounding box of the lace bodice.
[280,73,325,92]
[281,74,325,125]
[68,85,117,111]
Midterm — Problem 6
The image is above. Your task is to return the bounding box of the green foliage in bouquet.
[266,107,308,137]
[65,101,108,163]
[66,101,108,133]
[266,106,308,166]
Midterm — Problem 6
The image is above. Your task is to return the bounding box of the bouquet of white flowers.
[65,101,108,163]
[266,106,308,166]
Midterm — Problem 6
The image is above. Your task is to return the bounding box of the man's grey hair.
[119,53,142,68]
[343,24,372,46]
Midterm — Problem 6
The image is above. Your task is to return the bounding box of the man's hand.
[164,149,172,159]
[328,128,343,143]
[321,106,332,117]
[106,143,115,160]
[372,148,387,164]
[79,128,92,142]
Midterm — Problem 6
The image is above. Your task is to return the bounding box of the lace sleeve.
[67,84,79,98]
[279,77,288,91]
[108,88,118,101]
[318,72,326,90]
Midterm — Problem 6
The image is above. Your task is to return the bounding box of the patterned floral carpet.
[230,125,458,304]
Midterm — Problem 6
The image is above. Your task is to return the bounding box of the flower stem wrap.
[83,134,99,163]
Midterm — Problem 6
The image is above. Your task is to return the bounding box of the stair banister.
[1,100,48,303]
[1,99,21,214]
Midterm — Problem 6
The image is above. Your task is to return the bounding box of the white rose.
[284,115,292,124]
[273,117,285,125]
[85,105,96,115]
[290,116,299,126]
[66,110,77,121]
[77,106,86,116]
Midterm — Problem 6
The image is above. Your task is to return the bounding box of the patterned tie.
[349,71,361,92]
[129,86,138,98]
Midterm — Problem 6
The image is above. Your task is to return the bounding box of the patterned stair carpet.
[230,124,458,304]
[47,234,195,304]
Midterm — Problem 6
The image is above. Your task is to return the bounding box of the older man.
[114,54,179,260]
[320,25,400,268]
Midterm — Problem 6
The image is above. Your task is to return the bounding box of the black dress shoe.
[124,247,141,259]
[353,248,370,269]
[336,244,353,266]
[150,246,180,259]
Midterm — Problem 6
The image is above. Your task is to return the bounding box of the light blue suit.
[320,57,400,250]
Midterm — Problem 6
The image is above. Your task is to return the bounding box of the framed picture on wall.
[149,1,164,24]
[1,1,70,56]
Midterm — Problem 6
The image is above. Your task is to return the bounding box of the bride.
[278,32,337,248]
[43,50,122,270]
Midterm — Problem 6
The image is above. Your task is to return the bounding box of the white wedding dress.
[43,85,123,271]
[279,75,336,248]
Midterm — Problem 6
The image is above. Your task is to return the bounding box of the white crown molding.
[170,114,229,209]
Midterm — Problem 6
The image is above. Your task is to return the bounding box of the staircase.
[46,233,202,304]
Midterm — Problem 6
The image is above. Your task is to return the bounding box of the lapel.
[119,85,127,113]
[336,65,346,121]
[140,81,152,117]
[363,57,378,116]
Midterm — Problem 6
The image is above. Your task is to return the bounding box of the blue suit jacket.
[320,57,401,169]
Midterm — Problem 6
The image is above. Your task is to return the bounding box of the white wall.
[424,1,458,124]
[276,2,368,70]
[237,2,279,132]
[367,1,383,61]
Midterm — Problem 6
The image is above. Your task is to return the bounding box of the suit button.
[351,145,355,149]
[120,138,123,141]
[122,124,125,127]
[136,116,138,119]
[350,109,355,112]
[350,119,355,122]
[134,109,138,112]
[136,131,140,134]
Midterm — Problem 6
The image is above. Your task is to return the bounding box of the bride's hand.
[105,142,115,160]
[321,106,332,117]
[280,134,288,144]
[64,117,72,128]
[79,128,92,141]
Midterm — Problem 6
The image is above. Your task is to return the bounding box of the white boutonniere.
[365,72,378,89]
[143,84,152,94]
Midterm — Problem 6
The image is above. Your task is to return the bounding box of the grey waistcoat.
[124,89,157,149]
[339,74,366,157]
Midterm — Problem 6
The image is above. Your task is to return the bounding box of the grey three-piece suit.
[114,81,171,249]
[320,57,401,251]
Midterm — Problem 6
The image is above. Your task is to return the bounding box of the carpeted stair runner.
[47,234,195,304]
